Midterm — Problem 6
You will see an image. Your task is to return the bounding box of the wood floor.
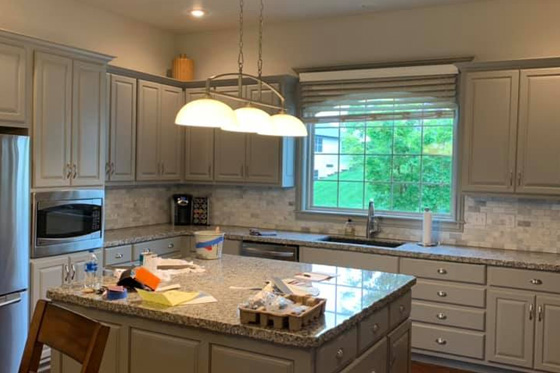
[412,362,473,373]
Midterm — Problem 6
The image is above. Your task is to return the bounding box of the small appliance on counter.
[171,194,193,226]
[192,196,210,226]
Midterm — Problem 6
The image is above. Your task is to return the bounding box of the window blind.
[300,73,458,124]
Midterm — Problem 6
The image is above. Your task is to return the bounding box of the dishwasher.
[240,241,299,262]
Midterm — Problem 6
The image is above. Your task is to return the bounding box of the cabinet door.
[71,61,106,186]
[136,80,160,180]
[211,345,294,373]
[0,41,26,124]
[487,289,535,368]
[462,71,519,193]
[33,52,72,187]
[30,256,68,315]
[185,127,214,181]
[388,320,411,373]
[245,134,280,184]
[517,68,560,195]
[158,85,183,181]
[535,295,560,373]
[109,74,136,182]
[214,130,247,182]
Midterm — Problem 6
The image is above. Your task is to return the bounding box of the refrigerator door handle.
[0,293,22,308]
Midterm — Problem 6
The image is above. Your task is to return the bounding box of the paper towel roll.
[422,208,433,246]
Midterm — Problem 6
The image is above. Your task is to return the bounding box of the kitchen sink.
[317,236,404,248]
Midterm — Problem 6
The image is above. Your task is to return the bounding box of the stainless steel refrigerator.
[0,134,30,373]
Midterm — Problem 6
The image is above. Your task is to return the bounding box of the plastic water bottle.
[84,251,100,290]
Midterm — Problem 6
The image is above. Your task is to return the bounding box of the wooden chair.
[19,299,110,373]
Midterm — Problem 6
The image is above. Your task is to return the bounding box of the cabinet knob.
[437,313,447,320]
[335,348,344,359]
[530,278,543,285]
[437,268,447,275]
[435,338,447,345]
[437,291,447,297]
[168,243,175,249]
[399,305,406,313]
[115,253,123,259]
[371,323,379,333]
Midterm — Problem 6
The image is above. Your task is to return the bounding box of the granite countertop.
[47,255,415,348]
[104,224,560,272]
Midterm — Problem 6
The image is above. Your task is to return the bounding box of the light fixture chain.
[238,0,244,74]
[257,0,264,79]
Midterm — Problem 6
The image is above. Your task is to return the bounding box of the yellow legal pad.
[137,289,199,307]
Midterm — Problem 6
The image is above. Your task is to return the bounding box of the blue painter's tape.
[107,288,128,301]
[195,236,224,249]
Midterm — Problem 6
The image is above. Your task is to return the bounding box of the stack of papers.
[137,289,216,307]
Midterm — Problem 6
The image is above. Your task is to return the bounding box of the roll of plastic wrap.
[422,208,433,246]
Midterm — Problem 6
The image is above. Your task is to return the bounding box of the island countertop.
[48,255,415,348]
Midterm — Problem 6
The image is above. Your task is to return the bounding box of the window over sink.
[300,65,459,220]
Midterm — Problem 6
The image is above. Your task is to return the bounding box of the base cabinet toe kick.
[51,292,413,373]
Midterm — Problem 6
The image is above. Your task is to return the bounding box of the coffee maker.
[171,194,193,226]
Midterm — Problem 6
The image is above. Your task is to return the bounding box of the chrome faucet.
[366,200,380,238]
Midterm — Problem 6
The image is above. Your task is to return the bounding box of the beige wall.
[176,0,560,79]
[0,0,175,75]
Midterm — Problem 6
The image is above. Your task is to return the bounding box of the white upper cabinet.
[71,61,106,186]
[108,74,137,182]
[0,40,27,126]
[33,51,107,188]
[33,52,73,187]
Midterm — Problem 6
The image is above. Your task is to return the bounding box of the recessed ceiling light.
[190,9,206,18]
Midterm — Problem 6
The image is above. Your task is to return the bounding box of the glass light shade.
[175,98,236,128]
[257,113,308,137]
[221,106,272,133]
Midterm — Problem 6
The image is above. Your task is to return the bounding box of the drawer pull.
[115,253,123,259]
[399,305,406,313]
[437,268,447,275]
[530,278,543,285]
[436,313,447,320]
[168,243,175,249]
[437,291,447,298]
[435,338,447,345]
[335,348,344,359]
[371,323,380,333]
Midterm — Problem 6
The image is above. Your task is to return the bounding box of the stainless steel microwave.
[32,189,104,258]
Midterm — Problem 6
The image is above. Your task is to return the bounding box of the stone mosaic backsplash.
[105,185,560,254]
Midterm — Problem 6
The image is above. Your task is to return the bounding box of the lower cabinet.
[535,296,560,373]
[388,321,411,373]
[211,345,294,373]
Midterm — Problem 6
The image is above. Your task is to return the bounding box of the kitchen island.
[48,255,415,373]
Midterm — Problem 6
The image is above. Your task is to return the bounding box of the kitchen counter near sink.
[105,224,560,273]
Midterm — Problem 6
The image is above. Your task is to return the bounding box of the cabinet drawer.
[132,237,183,260]
[341,337,387,373]
[389,291,411,329]
[412,280,486,308]
[488,267,560,294]
[316,326,358,373]
[104,245,132,266]
[411,323,485,360]
[411,301,485,331]
[401,258,485,284]
[358,306,389,353]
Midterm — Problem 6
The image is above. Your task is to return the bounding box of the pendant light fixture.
[175,0,307,137]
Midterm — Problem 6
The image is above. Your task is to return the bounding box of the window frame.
[299,110,461,224]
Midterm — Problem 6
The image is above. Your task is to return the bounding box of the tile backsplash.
[105,185,560,254]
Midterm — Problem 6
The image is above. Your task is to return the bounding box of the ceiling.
[74,0,482,33]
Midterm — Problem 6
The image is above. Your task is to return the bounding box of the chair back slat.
[19,300,110,373]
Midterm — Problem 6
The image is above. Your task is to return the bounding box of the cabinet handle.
[437,312,447,320]
[66,164,72,179]
[517,172,522,187]
[437,291,447,298]
[115,253,123,259]
[530,278,543,285]
[168,243,174,249]
[335,348,344,359]
[371,323,379,333]
[72,164,77,179]
[64,264,70,283]
[111,162,115,176]
[435,338,447,345]
[437,268,447,275]
[509,171,513,187]
[71,264,76,281]
[529,304,534,321]
[105,162,111,177]
[538,305,543,322]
